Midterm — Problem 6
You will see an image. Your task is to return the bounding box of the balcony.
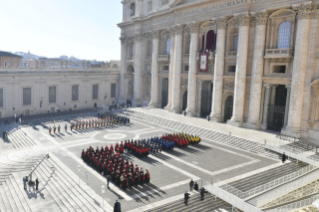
[264,48,293,59]
[227,51,237,57]
[157,55,170,62]
[196,52,215,60]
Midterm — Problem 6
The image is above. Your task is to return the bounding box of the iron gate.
[161,78,168,108]
[267,105,285,131]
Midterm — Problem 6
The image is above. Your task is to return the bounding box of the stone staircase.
[123,110,281,161]
[144,192,231,212]
[1,123,37,149]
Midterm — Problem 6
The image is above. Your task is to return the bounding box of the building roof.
[0,51,23,58]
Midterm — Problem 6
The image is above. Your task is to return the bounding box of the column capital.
[234,12,251,26]
[293,2,319,19]
[253,10,269,25]
[119,36,127,44]
[187,22,200,33]
[173,24,184,35]
[167,27,176,37]
[212,17,228,29]
[151,30,160,39]
[264,83,271,88]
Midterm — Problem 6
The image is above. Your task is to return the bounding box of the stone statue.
[65,60,68,68]
[60,60,63,68]
[101,61,105,68]
[36,60,39,68]
[82,61,85,68]
[86,61,90,69]
[6,60,10,68]
[14,59,18,68]
[41,60,45,68]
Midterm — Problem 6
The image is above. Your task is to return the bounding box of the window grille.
[166,38,171,55]
[23,88,32,106]
[72,85,79,101]
[111,84,116,98]
[93,84,99,100]
[49,86,57,104]
[0,89,3,108]
[233,35,238,51]
[277,21,291,49]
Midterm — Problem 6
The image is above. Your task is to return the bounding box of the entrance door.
[224,96,233,122]
[200,81,213,118]
[267,85,287,131]
[161,78,169,108]
[182,91,187,111]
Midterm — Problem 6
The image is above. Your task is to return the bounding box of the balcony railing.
[227,51,237,57]
[196,52,215,60]
[157,55,170,61]
[264,48,293,58]
[183,54,189,60]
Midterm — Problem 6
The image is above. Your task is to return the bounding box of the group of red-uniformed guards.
[81,145,150,190]
[112,141,150,158]
[162,133,201,147]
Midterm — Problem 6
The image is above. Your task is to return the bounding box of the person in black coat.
[282,152,286,163]
[200,187,206,200]
[114,200,121,212]
[184,191,190,205]
[35,178,39,191]
[194,182,199,191]
[189,179,194,191]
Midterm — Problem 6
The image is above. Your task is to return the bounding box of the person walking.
[282,152,286,163]
[184,191,190,205]
[114,200,121,212]
[200,187,206,200]
[189,179,194,191]
[35,178,39,191]
[23,177,27,190]
[106,175,111,189]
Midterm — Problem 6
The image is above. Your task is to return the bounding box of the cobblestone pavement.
[15,112,278,211]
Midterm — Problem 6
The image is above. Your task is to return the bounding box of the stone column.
[186,22,200,117]
[228,12,251,127]
[261,84,271,129]
[282,4,311,137]
[244,11,268,129]
[133,34,143,107]
[284,84,291,127]
[119,36,127,104]
[148,31,160,107]
[165,27,175,110]
[171,25,184,113]
[197,80,203,117]
[210,17,227,122]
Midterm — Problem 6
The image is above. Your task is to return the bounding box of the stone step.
[174,195,225,212]
[16,129,36,146]
[5,177,26,212]
[9,175,32,212]
[0,184,7,211]
[36,163,80,211]
[42,159,93,212]
[2,179,19,211]
[46,159,100,212]
[33,165,73,212]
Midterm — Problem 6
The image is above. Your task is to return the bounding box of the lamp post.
[101,185,105,211]
[78,165,81,186]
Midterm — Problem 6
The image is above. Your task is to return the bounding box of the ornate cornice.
[254,11,269,25]
[151,30,160,39]
[293,2,319,19]
[212,17,228,29]
[187,22,200,33]
[173,24,184,35]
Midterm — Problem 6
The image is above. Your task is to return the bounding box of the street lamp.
[78,165,81,186]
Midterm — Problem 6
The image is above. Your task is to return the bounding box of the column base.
[147,101,158,108]
[227,117,243,127]
[243,120,261,130]
[132,99,142,107]
[261,123,267,130]
[185,109,196,117]
[171,107,182,114]
[209,113,223,123]
[281,126,302,138]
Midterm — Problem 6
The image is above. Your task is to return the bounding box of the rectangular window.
[49,86,57,104]
[111,84,116,98]
[233,35,238,51]
[93,84,99,100]
[72,85,79,101]
[163,65,169,71]
[273,65,286,73]
[228,66,236,73]
[23,88,32,106]
[184,65,189,72]
[130,3,135,16]
[0,89,3,108]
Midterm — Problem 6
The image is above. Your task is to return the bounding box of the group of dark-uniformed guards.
[81,145,150,190]
[162,133,201,147]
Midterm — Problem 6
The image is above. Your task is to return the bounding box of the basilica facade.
[118,0,319,141]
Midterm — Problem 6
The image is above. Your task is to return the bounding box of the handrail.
[266,194,319,212]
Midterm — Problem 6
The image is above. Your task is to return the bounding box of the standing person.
[184,191,190,205]
[282,152,286,163]
[35,178,39,191]
[106,174,111,189]
[194,182,199,191]
[114,200,121,212]
[189,179,194,191]
[23,177,27,190]
[200,187,205,200]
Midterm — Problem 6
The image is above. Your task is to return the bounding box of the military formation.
[162,133,201,147]
[81,145,150,190]
[48,112,130,135]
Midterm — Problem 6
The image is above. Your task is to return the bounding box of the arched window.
[277,22,291,49]
[205,30,217,51]
[130,43,134,57]
[166,38,171,55]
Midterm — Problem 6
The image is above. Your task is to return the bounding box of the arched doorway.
[267,85,287,131]
[200,81,213,118]
[161,78,169,108]
[224,96,233,122]
[182,91,188,111]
